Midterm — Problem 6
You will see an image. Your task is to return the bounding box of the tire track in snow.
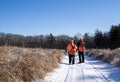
[85,56,110,82]
[91,63,109,82]
[79,64,85,81]
[64,65,70,82]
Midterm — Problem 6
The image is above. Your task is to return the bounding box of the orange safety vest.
[78,46,85,52]
[78,43,86,52]
[66,43,77,55]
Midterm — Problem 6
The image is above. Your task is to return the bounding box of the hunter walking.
[77,38,86,63]
[66,39,77,65]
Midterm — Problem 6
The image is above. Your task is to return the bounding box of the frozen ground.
[34,53,120,82]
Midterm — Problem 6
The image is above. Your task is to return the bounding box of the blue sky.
[0,0,120,37]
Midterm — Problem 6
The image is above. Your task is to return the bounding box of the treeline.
[0,32,95,49]
[0,24,120,49]
[83,24,120,49]
[94,24,120,49]
[0,33,74,49]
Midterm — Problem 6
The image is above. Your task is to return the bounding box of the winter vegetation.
[0,24,120,49]
[0,33,72,49]
[86,48,120,67]
[0,46,64,82]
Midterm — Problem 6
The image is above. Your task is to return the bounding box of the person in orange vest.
[77,38,86,63]
[66,39,77,65]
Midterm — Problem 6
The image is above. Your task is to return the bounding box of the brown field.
[86,48,120,66]
[0,46,64,82]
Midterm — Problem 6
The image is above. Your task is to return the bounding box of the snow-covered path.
[35,54,120,82]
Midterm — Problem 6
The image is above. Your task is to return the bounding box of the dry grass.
[111,48,120,66]
[0,46,64,82]
[86,48,120,66]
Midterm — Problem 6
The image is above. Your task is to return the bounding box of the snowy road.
[35,54,120,82]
